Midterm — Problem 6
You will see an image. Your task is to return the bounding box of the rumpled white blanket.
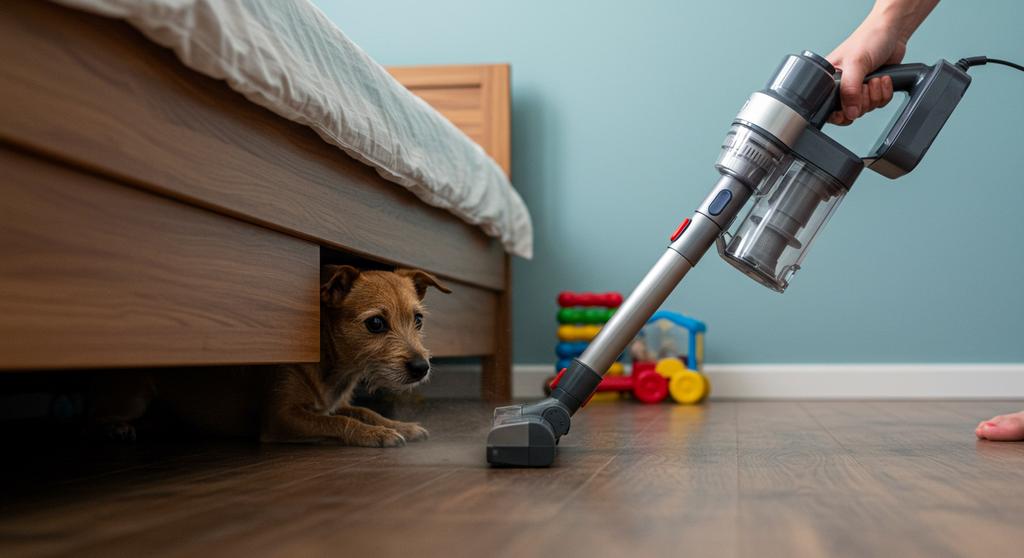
[54,0,533,258]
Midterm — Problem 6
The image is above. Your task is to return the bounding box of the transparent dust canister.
[717,155,848,292]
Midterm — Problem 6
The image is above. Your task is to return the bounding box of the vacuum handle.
[838,60,972,179]
[826,63,930,118]
[865,62,932,93]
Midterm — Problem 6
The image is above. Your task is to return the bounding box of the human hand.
[826,19,905,125]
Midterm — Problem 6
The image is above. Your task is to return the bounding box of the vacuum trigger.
[549,368,566,390]
[670,218,691,241]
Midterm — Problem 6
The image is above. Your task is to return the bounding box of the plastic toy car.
[548,311,710,405]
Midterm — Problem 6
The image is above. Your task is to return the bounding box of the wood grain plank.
[420,279,496,357]
[410,87,484,112]
[0,447,385,558]
[2,401,1024,557]
[387,65,488,88]
[506,402,739,558]
[0,0,505,290]
[483,64,512,176]
[803,401,1024,557]
[0,147,319,369]
[736,402,952,558]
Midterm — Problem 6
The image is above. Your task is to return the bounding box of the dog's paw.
[102,421,137,443]
[394,421,429,442]
[361,426,406,448]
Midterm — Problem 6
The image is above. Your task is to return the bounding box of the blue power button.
[708,190,732,216]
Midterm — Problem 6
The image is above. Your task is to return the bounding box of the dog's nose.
[405,357,430,381]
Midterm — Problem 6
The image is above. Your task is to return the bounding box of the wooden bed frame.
[0,1,514,401]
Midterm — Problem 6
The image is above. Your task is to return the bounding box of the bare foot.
[975,410,1024,441]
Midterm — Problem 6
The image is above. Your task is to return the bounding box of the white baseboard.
[512,363,1024,400]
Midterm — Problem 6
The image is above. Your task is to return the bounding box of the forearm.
[865,0,939,42]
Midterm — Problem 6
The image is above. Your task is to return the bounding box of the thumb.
[838,60,868,121]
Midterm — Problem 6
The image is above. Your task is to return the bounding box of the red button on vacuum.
[670,218,691,241]
[549,368,567,390]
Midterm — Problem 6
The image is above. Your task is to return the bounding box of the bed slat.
[0,148,320,370]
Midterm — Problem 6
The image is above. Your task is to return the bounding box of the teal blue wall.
[315,1,1024,364]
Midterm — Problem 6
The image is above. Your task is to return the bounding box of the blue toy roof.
[646,310,706,332]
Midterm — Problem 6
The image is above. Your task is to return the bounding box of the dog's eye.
[414,313,423,330]
[364,316,388,334]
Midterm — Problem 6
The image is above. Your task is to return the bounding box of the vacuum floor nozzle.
[486,403,558,467]
[486,361,598,467]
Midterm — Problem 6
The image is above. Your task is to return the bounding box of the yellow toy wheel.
[669,370,710,405]
[654,357,686,379]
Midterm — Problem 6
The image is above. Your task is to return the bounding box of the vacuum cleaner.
[487,50,1024,467]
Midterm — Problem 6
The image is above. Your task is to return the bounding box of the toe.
[976,413,1024,442]
[976,420,996,439]
[975,422,986,439]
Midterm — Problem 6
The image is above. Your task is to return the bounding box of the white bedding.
[54,0,533,258]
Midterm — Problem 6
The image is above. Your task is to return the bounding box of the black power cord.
[956,56,1024,73]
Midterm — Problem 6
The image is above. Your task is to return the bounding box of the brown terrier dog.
[91,266,451,447]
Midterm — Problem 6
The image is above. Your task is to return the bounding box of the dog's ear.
[321,265,361,307]
[396,268,452,300]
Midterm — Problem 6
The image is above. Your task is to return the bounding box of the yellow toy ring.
[557,324,602,342]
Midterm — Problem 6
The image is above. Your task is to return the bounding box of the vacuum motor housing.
[717,51,970,292]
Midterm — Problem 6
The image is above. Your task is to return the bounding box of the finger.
[868,78,883,110]
[834,114,853,126]
[881,75,894,107]
[838,61,867,121]
[828,109,853,126]
[860,84,871,116]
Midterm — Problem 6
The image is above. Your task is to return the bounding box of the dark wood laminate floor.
[2,400,1023,557]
